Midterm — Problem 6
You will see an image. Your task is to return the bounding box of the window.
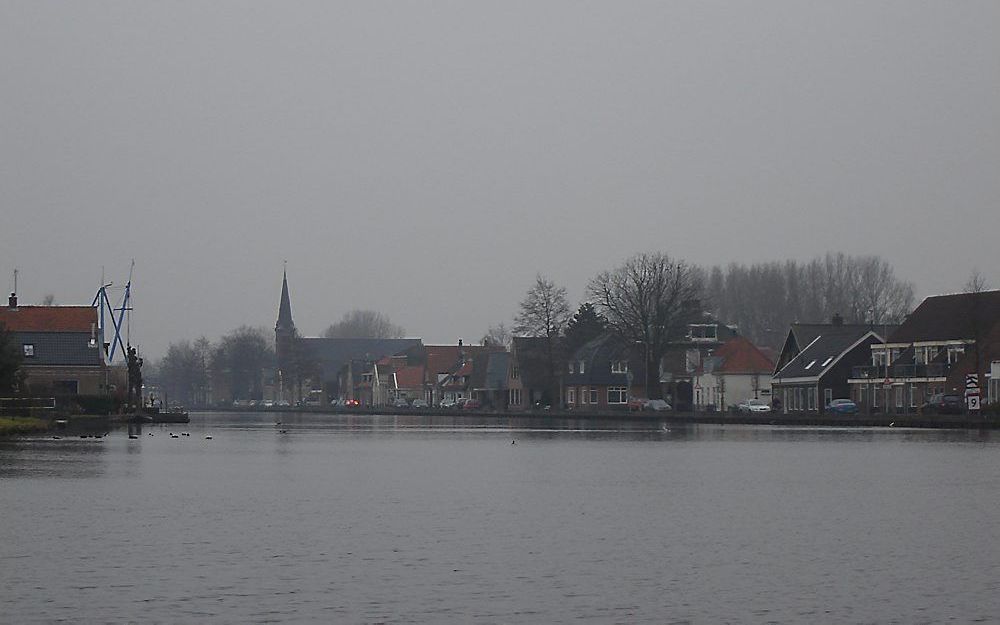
[607,387,628,404]
[689,324,718,340]
[580,387,588,404]
[873,385,880,407]
[512,364,519,379]
[804,360,816,370]
[589,388,599,404]
[568,362,574,374]
[611,360,628,373]
[895,385,903,409]
[579,360,585,374]
[509,388,522,406]
[795,387,803,411]
[808,388,817,411]
[23,344,34,357]
[909,383,917,408]
[824,388,833,408]
[567,388,576,404]
[821,357,833,367]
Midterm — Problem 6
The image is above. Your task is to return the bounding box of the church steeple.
[276,265,294,333]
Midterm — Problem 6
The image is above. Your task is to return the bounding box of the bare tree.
[513,274,571,404]
[159,339,210,407]
[211,326,274,400]
[964,269,990,293]
[588,252,703,400]
[481,322,512,348]
[323,310,405,339]
[513,274,571,340]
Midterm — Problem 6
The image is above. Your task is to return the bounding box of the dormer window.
[804,359,816,370]
[611,360,628,373]
[568,362,575,374]
[579,360,585,374]
[22,344,34,357]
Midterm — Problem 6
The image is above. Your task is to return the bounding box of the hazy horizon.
[3,1,998,358]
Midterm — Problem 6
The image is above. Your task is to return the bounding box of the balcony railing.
[851,366,889,379]
[851,363,950,380]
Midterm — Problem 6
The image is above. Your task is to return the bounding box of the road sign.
[966,373,980,396]
[968,395,981,411]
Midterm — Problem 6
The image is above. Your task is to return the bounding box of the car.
[393,397,411,409]
[461,399,481,410]
[738,399,771,413]
[439,398,459,409]
[921,393,964,415]
[275,399,291,407]
[411,399,428,409]
[628,397,649,412]
[826,398,859,414]
[643,399,672,411]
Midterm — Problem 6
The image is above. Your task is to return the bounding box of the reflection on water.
[3,411,1000,623]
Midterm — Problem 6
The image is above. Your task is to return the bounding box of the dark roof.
[14,332,106,366]
[275,270,294,332]
[481,352,510,390]
[775,328,884,380]
[302,337,422,380]
[564,332,640,386]
[511,336,564,387]
[889,291,1000,344]
[1,306,98,333]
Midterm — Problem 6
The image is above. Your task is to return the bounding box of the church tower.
[275,266,296,395]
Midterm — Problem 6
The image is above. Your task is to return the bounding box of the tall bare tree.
[323,310,405,339]
[513,274,571,404]
[588,252,703,399]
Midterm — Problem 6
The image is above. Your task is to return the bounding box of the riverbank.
[0,417,50,437]
[200,406,1000,429]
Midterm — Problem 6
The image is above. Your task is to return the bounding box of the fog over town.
[2,2,998,358]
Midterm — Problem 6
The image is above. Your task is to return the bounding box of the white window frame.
[824,388,833,408]
[589,388,599,404]
[607,386,628,404]
[567,388,576,404]
[611,360,628,374]
[23,344,34,357]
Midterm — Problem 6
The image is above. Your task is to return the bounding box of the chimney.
[8,292,16,309]
[832,313,844,326]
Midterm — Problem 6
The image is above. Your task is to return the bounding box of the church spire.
[276,264,294,332]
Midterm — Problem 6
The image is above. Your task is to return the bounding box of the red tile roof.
[716,336,774,374]
[1,306,98,333]
[394,365,425,389]
[425,345,464,374]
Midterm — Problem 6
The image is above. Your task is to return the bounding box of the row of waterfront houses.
[3,271,998,416]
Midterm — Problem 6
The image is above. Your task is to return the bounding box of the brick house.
[848,291,1000,414]
[1,293,117,397]
[772,316,887,414]
[562,332,645,410]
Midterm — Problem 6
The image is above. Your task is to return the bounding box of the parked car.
[921,393,964,415]
[826,398,859,414]
[461,399,481,410]
[393,397,410,409]
[439,398,459,409]
[738,399,771,413]
[628,397,649,412]
[411,399,428,409]
[643,399,672,411]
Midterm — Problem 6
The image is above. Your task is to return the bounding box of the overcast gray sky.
[2,1,998,358]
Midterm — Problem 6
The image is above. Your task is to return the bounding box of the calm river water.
[3,412,1000,623]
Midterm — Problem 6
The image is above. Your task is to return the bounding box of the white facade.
[693,372,771,410]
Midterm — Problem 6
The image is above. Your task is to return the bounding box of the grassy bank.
[0,417,50,437]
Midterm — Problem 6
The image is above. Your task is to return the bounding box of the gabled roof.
[775,329,884,381]
[889,290,1000,344]
[511,336,564,387]
[714,336,774,374]
[1,306,97,333]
